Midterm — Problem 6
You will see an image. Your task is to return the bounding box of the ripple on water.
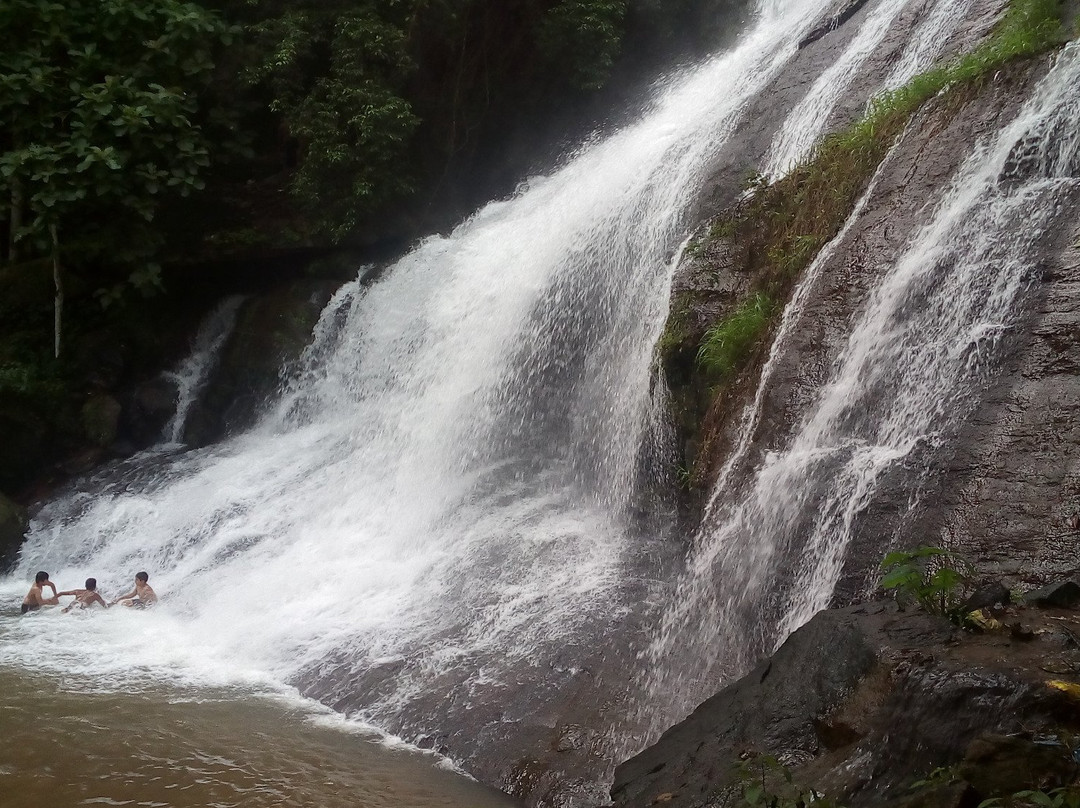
[0,664,520,808]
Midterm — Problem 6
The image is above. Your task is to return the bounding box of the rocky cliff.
[612,588,1080,808]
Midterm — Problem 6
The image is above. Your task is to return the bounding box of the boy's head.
[136,571,149,583]
[85,578,97,591]
[35,571,49,584]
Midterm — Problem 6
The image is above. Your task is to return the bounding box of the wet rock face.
[183,281,337,446]
[663,60,1064,611]
[120,377,178,448]
[81,394,122,448]
[0,491,27,571]
[612,602,1080,808]
[900,231,1080,587]
[611,607,881,808]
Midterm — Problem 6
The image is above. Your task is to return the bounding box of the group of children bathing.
[21,570,158,614]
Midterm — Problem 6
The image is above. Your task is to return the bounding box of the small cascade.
[160,296,244,445]
[763,0,913,178]
[4,0,834,799]
[879,0,976,90]
[649,43,1080,721]
[763,0,978,179]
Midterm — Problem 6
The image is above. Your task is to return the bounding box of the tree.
[0,0,233,357]
[244,3,420,240]
[241,0,641,240]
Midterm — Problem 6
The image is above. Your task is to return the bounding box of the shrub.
[879,546,971,618]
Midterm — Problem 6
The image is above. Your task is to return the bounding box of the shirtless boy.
[21,571,59,614]
[110,571,158,608]
[58,578,109,612]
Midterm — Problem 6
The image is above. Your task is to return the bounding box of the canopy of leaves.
[238,0,652,239]
[0,0,232,271]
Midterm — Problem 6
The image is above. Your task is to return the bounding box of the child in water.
[110,571,158,608]
[58,578,109,612]
[21,571,59,614]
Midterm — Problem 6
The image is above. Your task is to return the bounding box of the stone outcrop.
[897,233,1080,587]
[183,280,338,446]
[612,598,1080,808]
[661,54,1077,604]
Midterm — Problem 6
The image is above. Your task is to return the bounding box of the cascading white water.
[763,0,979,180]
[764,0,914,178]
[879,0,976,90]
[1,0,835,793]
[650,42,1080,720]
[161,296,244,445]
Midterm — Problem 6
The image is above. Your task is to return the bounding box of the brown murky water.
[0,669,520,808]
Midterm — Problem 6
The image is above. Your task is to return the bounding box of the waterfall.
[2,0,833,796]
[5,0,1073,801]
[160,296,244,445]
[650,42,1080,720]
[879,0,976,90]
[764,0,914,178]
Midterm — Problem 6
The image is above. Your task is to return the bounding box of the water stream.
[651,43,1080,721]
[2,0,832,800]
[161,295,244,445]
[3,0,1075,804]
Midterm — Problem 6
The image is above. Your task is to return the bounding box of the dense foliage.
[235,0,738,237]
[0,0,234,357]
[0,0,741,494]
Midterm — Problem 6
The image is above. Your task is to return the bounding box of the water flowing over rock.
[4,0,1080,806]
[647,45,1080,728]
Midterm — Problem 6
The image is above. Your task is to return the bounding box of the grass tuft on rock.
[697,292,775,378]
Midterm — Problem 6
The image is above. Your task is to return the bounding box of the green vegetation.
[743,0,1065,283]
[981,787,1080,808]
[735,755,842,808]
[0,0,234,356]
[879,546,971,618]
[236,0,736,239]
[697,292,774,378]
[0,0,743,494]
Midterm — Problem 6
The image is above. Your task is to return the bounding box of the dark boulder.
[121,377,179,447]
[1024,578,1080,609]
[962,582,1011,613]
[611,608,878,808]
[612,603,1080,808]
[958,734,1079,796]
[81,394,122,448]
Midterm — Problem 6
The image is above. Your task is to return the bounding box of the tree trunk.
[51,222,62,359]
[8,180,22,263]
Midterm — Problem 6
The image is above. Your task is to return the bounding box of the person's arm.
[42,582,57,596]
[92,593,108,608]
[110,588,137,605]
[56,589,77,597]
